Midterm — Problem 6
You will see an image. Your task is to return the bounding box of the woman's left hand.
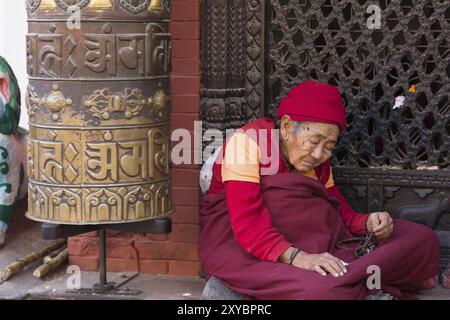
[366,212,394,240]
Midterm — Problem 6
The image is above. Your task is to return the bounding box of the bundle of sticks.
[0,239,68,284]
[33,244,69,279]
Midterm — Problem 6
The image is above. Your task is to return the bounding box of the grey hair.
[292,121,302,134]
[275,118,303,134]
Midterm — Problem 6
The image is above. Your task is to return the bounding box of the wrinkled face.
[280,116,340,173]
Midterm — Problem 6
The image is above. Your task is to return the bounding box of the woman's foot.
[367,290,394,300]
[413,275,439,290]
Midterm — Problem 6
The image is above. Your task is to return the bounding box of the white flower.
[393,96,405,109]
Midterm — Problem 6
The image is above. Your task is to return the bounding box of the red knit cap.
[276,80,347,132]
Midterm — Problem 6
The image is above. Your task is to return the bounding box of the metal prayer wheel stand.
[25,0,173,294]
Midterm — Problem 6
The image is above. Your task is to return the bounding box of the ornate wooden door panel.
[201,0,450,271]
[201,0,265,138]
[265,0,450,241]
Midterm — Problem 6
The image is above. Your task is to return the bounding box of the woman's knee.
[410,222,439,248]
[302,286,366,300]
[394,219,439,245]
[288,280,366,300]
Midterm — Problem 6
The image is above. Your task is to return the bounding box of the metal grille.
[266,0,450,170]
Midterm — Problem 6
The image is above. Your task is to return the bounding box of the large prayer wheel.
[25,0,173,224]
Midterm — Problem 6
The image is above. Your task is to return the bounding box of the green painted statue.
[0,56,27,245]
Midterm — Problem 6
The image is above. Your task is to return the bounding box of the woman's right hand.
[292,251,348,277]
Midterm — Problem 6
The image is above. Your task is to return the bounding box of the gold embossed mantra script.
[25,0,173,225]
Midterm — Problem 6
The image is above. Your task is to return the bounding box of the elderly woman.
[199,80,440,300]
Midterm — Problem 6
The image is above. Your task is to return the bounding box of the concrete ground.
[0,199,448,300]
[0,199,204,300]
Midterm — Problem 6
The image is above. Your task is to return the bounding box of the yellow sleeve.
[221,132,260,183]
[303,167,335,188]
[303,169,318,181]
[325,169,335,189]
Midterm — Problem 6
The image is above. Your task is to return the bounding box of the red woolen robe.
[199,118,440,299]
[207,118,368,262]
